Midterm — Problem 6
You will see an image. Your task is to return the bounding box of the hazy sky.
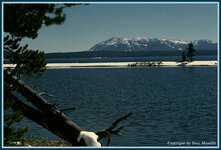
[21,2,218,53]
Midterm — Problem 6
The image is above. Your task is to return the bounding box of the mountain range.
[89,37,217,52]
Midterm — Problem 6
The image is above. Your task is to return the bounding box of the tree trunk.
[4,70,132,146]
[4,70,86,146]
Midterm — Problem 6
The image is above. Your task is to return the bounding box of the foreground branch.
[4,70,132,146]
[96,113,132,146]
[5,70,85,146]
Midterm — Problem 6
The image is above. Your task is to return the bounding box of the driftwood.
[4,70,132,146]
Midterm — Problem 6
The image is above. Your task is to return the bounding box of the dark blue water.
[5,55,216,64]
[18,67,217,146]
[46,55,217,63]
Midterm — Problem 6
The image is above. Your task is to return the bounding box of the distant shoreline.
[4,61,218,68]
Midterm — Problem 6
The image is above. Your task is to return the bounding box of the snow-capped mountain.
[89,37,217,51]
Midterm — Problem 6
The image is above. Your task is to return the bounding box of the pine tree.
[186,42,195,62]
[4,4,132,146]
[182,52,186,62]
[4,3,75,145]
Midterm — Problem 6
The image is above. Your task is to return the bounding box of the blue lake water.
[17,66,217,146]
[46,55,217,63]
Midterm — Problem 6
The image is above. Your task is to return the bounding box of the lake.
[17,66,217,147]
[46,55,217,63]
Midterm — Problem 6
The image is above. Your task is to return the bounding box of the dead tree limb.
[39,92,53,98]
[60,107,76,114]
[4,70,132,146]
[5,91,87,146]
[95,112,132,146]
[5,70,85,146]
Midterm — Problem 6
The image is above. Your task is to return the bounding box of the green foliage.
[4,110,29,144]
[4,3,72,144]
[4,35,47,79]
[186,42,195,62]
[20,50,47,78]
[3,85,29,144]
[4,4,67,39]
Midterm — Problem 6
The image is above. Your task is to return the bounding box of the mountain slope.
[90,37,217,51]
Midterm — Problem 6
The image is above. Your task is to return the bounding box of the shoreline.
[4,138,71,147]
[3,61,218,68]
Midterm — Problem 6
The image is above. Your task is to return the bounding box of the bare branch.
[39,92,54,98]
[60,107,76,114]
[108,113,132,131]
[5,70,132,146]
[96,112,132,145]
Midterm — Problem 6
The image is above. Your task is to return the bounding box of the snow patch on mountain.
[90,37,217,51]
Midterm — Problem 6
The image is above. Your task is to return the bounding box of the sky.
[21,2,218,53]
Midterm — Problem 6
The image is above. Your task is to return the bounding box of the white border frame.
[1,1,219,149]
